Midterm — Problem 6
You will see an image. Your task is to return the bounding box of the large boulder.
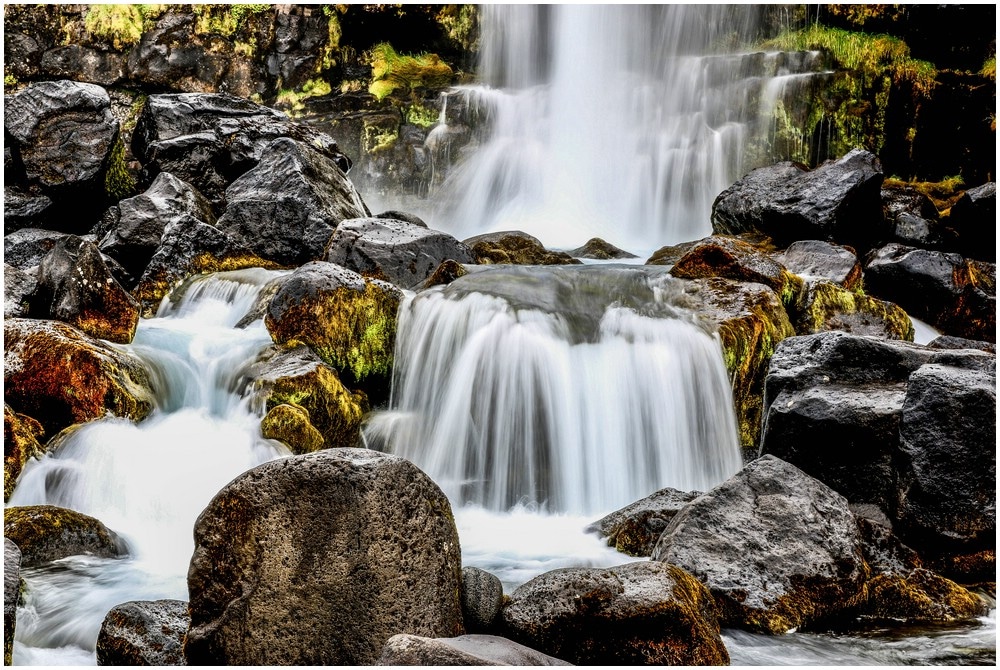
[4,405,44,502]
[651,455,868,634]
[772,239,862,290]
[792,281,914,341]
[96,599,189,666]
[864,243,995,342]
[587,487,701,557]
[263,262,402,389]
[326,218,474,289]
[711,150,886,249]
[35,236,140,343]
[377,634,570,666]
[4,318,155,436]
[217,138,368,267]
[463,231,581,266]
[4,504,128,568]
[4,539,19,666]
[184,448,464,665]
[949,182,995,262]
[501,561,728,665]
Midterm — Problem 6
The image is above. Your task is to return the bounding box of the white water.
[9,269,288,665]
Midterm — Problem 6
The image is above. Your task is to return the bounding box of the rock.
[422,259,471,289]
[882,184,956,251]
[377,634,570,666]
[587,487,701,557]
[260,403,325,454]
[4,263,36,319]
[184,448,464,665]
[645,239,701,266]
[96,599,189,666]
[38,44,125,87]
[864,243,995,342]
[5,228,80,270]
[927,335,995,354]
[651,455,868,634]
[217,138,368,267]
[792,281,913,340]
[687,277,796,452]
[464,231,581,266]
[4,318,154,436]
[98,171,216,282]
[949,182,995,262]
[4,539,20,666]
[3,504,128,568]
[461,567,504,634]
[4,80,118,208]
[859,569,988,623]
[374,210,428,228]
[132,214,278,316]
[264,262,402,388]
[669,236,802,308]
[4,188,53,232]
[567,238,638,260]
[35,236,140,344]
[502,561,728,665]
[326,218,474,289]
[772,239,862,290]
[711,149,886,249]
[4,405,44,502]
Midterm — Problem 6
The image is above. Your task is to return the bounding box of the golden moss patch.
[261,403,324,454]
[367,42,453,101]
[83,4,163,49]
[4,406,44,502]
[795,281,914,340]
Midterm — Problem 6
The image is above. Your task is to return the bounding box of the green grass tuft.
[367,42,453,101]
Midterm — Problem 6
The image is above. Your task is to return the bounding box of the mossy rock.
[4,504,127,568]
[260,403,324,455]
[794,281,914,340]
[858,568,988,623]
[422,259,469,289]
[463,231,580,266]
[4,405,44,502]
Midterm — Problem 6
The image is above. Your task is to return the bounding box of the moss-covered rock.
[422,259,470,289]
[587,487,702,557]
[4,405,44,502]
[859,569,987,623]
[794,281,914,340]
[463,231,581,266]
[4,318,155,436]
[4,504,127,568]
[260,403,325,455]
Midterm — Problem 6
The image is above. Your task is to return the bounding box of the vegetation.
[436,4,480,53]
[981,56,996,80]
[83,4,165,49]
[883,175,966,213]
[368,42,453,101]
[405,102,439,128]
[193,4,270,38]
[275,78,332,115]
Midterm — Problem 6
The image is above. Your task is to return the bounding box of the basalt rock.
[711,150,886,250]
[4,263,36,319]
[567,238,638,260]
[5,228,83,270]
[38,44,125,87]
[4,318,154,436]
[587,487,701,557]
[927,335,995,354]
[96,599,189,666]
[217,138,368,267]
[326,218,474,289]
[646,240,701,267]
[3,504,128,568]
[377,634,571,666]
[881,183,957,252]
[792,281,914,341]
[4,188,53,233]
[461,567,505,634]
[652,455,868,634]
[464,231,581,266]
[184,448,464,665]
[772,240,862,290]
[422,259,471,289]
[949,182,995,262]
[502,561,728,665]
[864,243,995,342]
[4,539,20,666]
[4,405,44,502]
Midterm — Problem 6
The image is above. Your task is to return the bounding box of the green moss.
[4,73,17,89]
[364,125,399,154]
[276,78,332,115]
[104,133,136,201]
[795,281,914,341]
[883,175,965,213]
[260,403,325,454]
[367,42,453,101]
[405,102,439,128]
[436,4,480,53]
[321,8,343,70]
[193,4,270,38]
[84,4,164,49]
[981,56,996,80]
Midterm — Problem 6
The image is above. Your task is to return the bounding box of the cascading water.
[8,269,288,665]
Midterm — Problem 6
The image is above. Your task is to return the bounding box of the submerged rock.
[185,448,464,665]
[464,231,581,266]
[4,539,20,666]
[502,561,728,665]
[4,405,44,502]
[461,567,505,634]
[3,504,128,568]
[587,486,701,557]
[96,599,189,666]
[377,634,570,666]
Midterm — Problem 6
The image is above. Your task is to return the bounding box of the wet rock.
[3,539,19,665]
[260,403,325,454]
[217,138,368,267]
[98,172,216,282]
[927,335,995,354]
[882,184,956,251]
[652,455,868,634]
[184,448,464,665]
[3,504,128,568]
[502,561,728,665]
[4,188,53,233]
[711,150,886,249]
[4,405,44,502]
[792,281,913,340]
[39,44,125,87]
[422,259,471,289]
[949,182,995,262]
[567,238,638,260]
[464,231,581,266]
[264,262,402,388]
[96,599,189,666]
[461,567,504,634]
[326,218,474,289]
[4,263,36,319]
[772,239,862,290]
[378,634,570,666]
[4,228,79,270]
[587,487,702,557]
[4,318,154,436]
[646,239,701,266]
[864,243,995,342]
[374,210,428,228]
[35,236,140,344]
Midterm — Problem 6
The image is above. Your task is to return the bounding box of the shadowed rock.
[4,504,128,568]
[96,600,188,666]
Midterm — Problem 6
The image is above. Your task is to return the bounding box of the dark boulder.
[864,243,995,342]
[4,405,44,502]
[422,259,471,289]
[4,188,53,233]
[502,561,728,665]
[374,210,428,228]
[326,217,474,289]
[96,599,189,666]
[645,239,701,267]
[39,44,125,87]
[5,228,81,270]
[184,448,464,665]
[652,455,868,634]
[949,182,995,262]
[464,231,581,266]
[377,634,571,666]
[4,504,128,568]
[927,335,995,354]
[772,239,862,290]
[711,150,886,249]
[587,487,701,557]
[4,263,36,319]
[461,567,504,634]
[217,138,368,267]
[881,183,956,252]
[567,238,638,260]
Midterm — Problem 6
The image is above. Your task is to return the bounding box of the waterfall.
[425,5,827,250]
[366,265,742,516]
[8,269,288,665]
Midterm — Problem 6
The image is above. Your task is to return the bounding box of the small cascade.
[366,266,742,516]
[8,269,288,665]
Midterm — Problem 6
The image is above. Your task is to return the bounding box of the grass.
[367,42,453,101]
[83,4,165,49]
